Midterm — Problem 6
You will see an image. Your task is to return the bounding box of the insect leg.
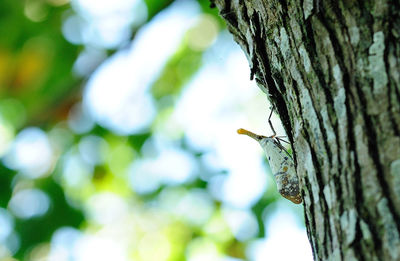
[276,137,290,144]
[275,140,293,158]
[268,106,276,137]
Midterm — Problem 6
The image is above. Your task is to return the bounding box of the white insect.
[237,110,302,204]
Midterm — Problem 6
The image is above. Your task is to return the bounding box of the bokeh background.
[0,0,313,260]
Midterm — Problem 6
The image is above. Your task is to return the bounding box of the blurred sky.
[0,0,313,260]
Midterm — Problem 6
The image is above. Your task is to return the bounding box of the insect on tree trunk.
[212,0,400,260]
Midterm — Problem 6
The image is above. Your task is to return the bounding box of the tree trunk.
[212,0,400,260]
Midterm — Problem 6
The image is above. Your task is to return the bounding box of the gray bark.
[212,0,400,260]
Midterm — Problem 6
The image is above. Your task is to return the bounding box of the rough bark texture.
[212,0,400,260]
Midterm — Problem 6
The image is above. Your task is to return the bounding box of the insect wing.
[260,138,302,204]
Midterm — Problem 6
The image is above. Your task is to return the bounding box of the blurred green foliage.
[151,43,203,100]
[0,0,79,126]
[0,0,306,260]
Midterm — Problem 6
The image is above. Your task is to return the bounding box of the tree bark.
[212,0,400,260]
